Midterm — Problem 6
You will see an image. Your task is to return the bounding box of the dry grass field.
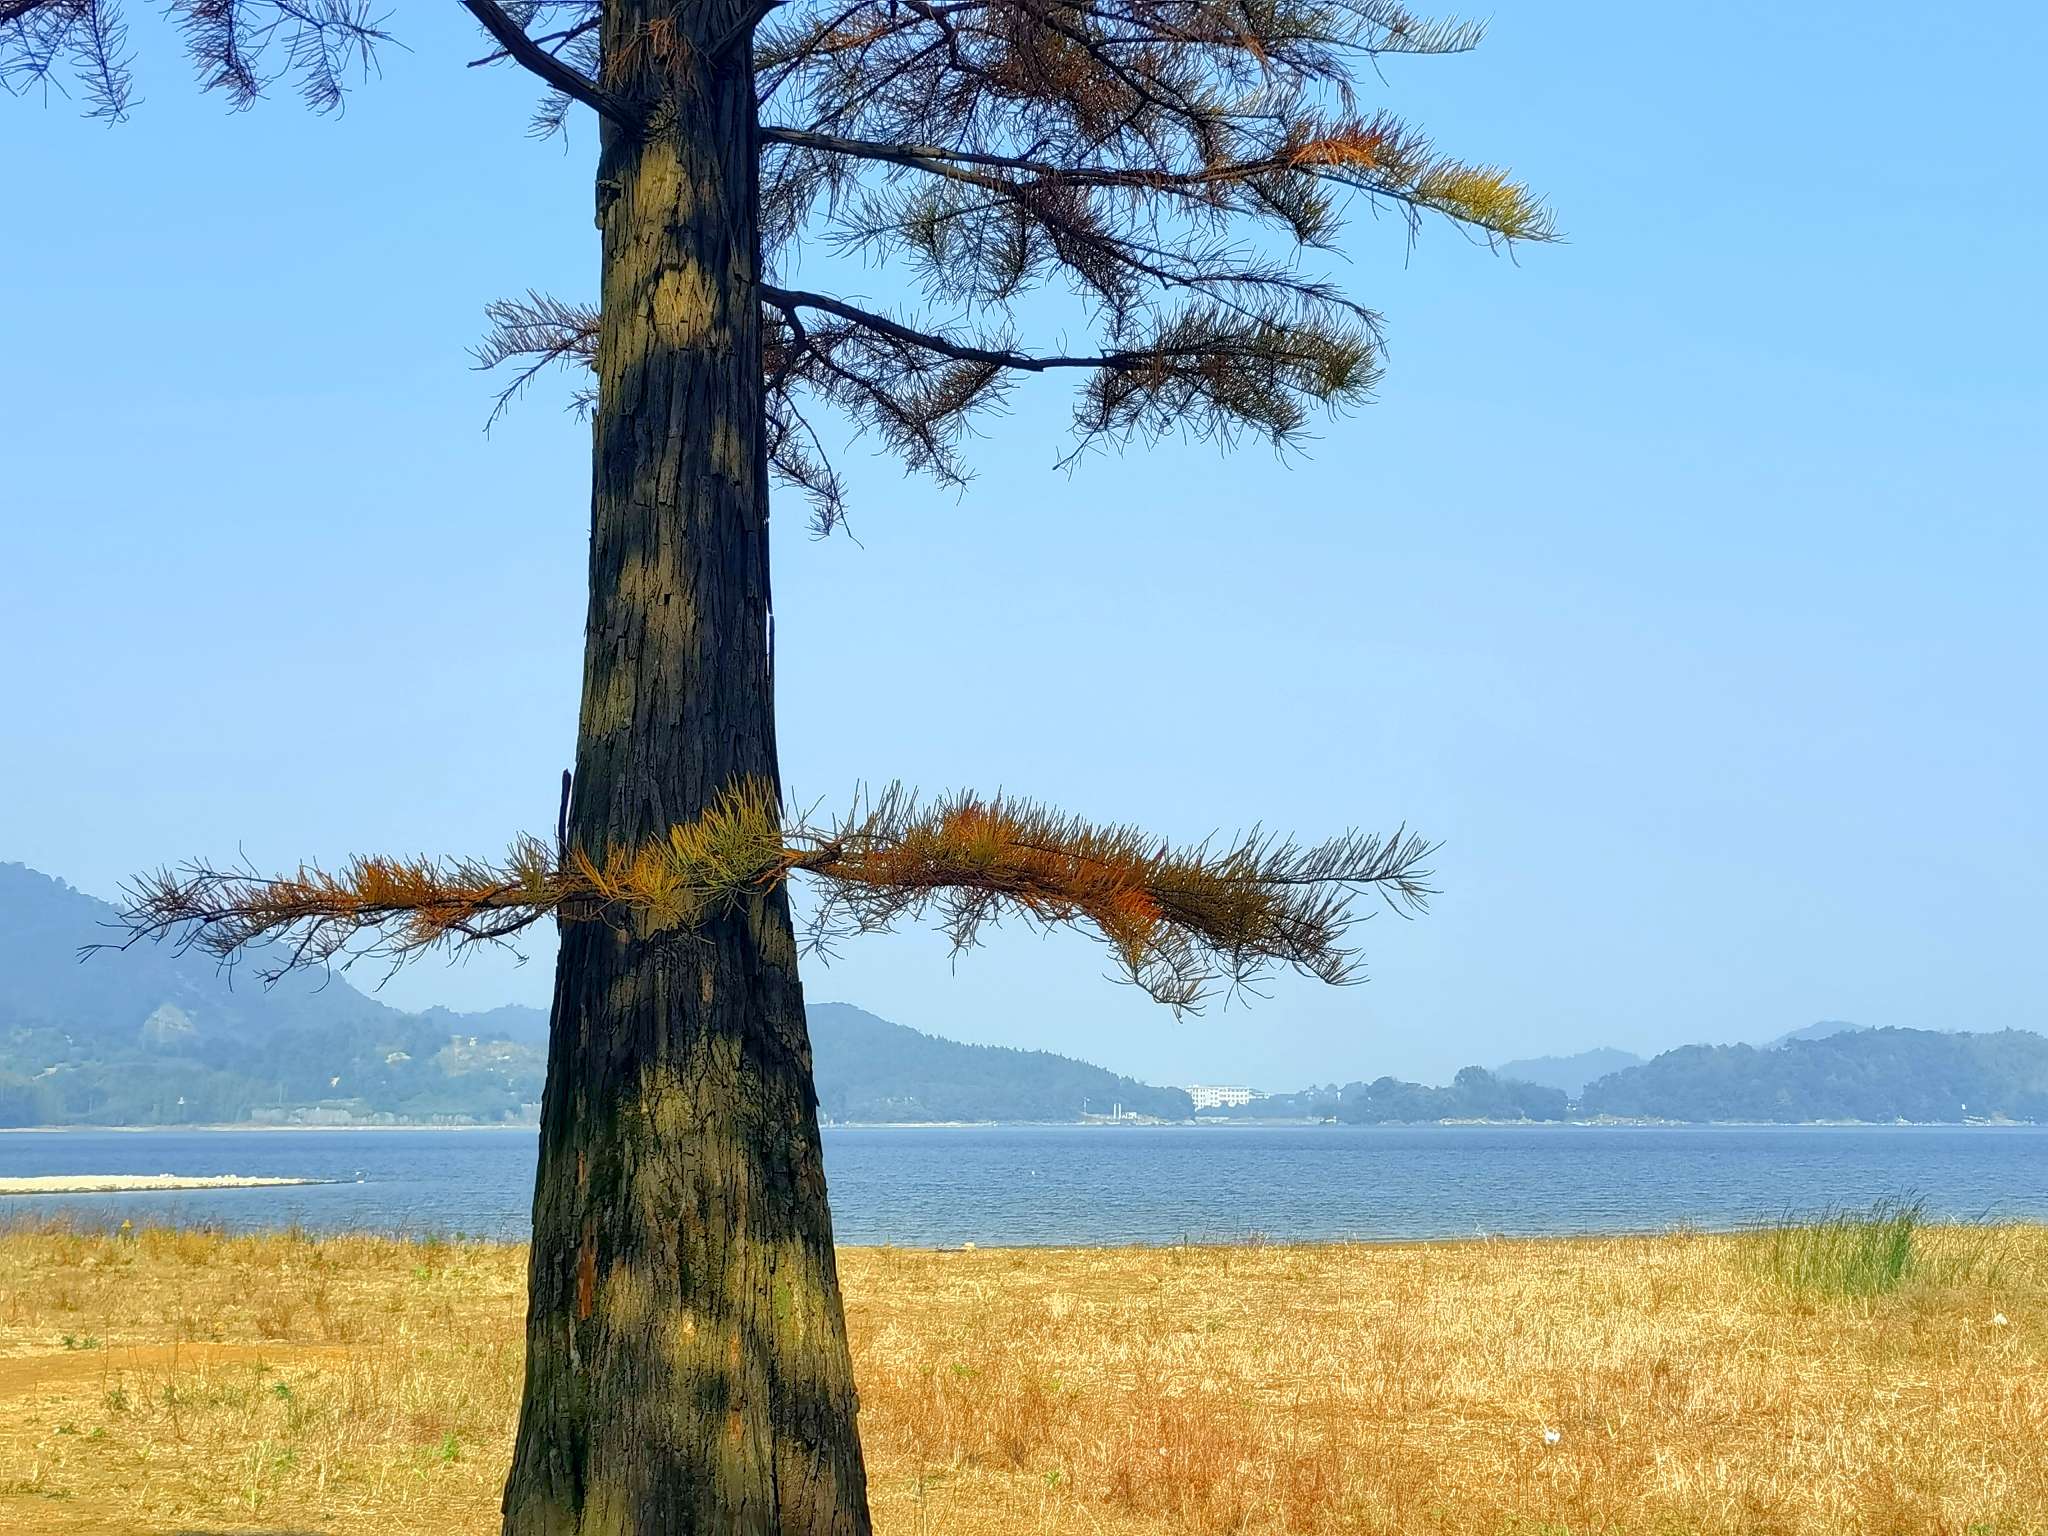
[0,1216,2042,1535]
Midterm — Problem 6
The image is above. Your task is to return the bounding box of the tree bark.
[501,4,872,1530]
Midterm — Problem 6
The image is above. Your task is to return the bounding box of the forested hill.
[1492,1047,1643,1097]
[0,865,1190,1126]
[0,863,551,1126]
[10,865,2044,1127]
[805,1003,1191,1123]
[1578,1028,2048,1123]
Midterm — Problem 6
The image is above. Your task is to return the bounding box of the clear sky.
[3,3,2042,1088]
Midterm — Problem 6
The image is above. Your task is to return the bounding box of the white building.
[1183,1084,1260,1110]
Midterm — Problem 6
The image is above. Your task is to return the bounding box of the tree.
[9,2,1550,1529]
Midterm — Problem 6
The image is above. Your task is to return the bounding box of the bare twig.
[458,0,631,125]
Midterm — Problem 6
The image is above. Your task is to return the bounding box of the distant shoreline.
[0,1123,539,1135]
[2,1118,2039,1134]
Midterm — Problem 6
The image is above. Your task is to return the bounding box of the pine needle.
[107,781,1434,1013]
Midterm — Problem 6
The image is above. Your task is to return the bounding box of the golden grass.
[1,1220,2042,1534]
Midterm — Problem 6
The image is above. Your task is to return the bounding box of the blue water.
[3,1124,2045,1245]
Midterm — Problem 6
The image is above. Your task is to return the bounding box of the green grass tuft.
[1752,1198,1926,1297]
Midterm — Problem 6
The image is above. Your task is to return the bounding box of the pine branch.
[765,284,1222,373]
[459,0,631,125]
[763,119,1558,241]
[6,0,396,118]
[464,15,597,70]
[473,290,601,428]
[762,284,1377,481]
[12,0,1551,522]
[2,0,132,118]
[105,782,1436,1012]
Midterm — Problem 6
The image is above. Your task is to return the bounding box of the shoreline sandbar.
[0,1174,320,1195]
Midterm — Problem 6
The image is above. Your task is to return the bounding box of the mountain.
[0,863,546,1126]
[416,1004,552,1048]
[1579,1027,2048,1123]
[1760,1019,1867,1050]
[805,1002,1190,1122]
[1179,1067,1568,1124]
[14,863,2045,1128]
[0,865,1193,1126]
[1494,1047,1643,1097]
[1329,1067,1569,1123]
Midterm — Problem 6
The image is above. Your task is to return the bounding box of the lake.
[5,1124,2047,1244]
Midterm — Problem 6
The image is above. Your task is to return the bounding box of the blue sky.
[3,3,2042,1087]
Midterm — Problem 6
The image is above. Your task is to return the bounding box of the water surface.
[3,1124,2042,1245]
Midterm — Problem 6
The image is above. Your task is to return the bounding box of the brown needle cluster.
[112,780,1433,1011]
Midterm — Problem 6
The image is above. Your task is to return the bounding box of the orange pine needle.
[110,782,1434,1013]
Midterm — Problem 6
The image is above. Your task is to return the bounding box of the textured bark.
[501,4,872,1531]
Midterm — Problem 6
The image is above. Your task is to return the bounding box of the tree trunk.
[501,4,872,1530]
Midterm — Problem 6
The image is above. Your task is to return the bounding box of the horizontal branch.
[765,123,1235,190]
[762,123,1557,241]
[763,284,1208,374]
[104,782,1435,1011]
[459,0,632,126]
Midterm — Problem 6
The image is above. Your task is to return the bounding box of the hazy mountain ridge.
[1759,1019,1866,1050]
[0,863,546,1126]
[1162,1020,2048,1126]
[415,1004,552,1048]
[1199,1068,1570,1124]
[1579,1027,2048,1123]
[806,1003,1191,1122]
[1493,1048,1645,1097]
[6,865,2044,1127]
[0,865,1194,1126]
